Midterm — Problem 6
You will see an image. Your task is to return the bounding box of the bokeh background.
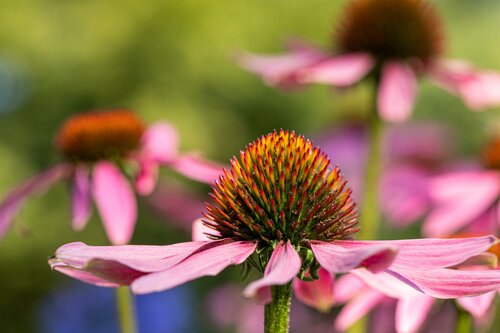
[1,0,500,332]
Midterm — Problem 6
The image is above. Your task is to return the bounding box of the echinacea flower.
[49,131,500,305]
[424,137,500,237]
[239,0,500,122]
[0,109,223,244]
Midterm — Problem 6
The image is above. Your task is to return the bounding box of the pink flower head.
[0,109,223,244]
[238,0,500,122]
[49,131,500,303]
[424,137,500,237]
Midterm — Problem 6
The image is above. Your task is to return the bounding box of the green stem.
[264,283,293,333]
[116,287,138,333]
[359,88,383,240]
[456,310,472,333]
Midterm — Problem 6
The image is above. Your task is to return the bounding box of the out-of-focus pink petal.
[71,166,92,231]
[141,123,179,162]
[424,302,457,333]
[457,291,496,319]
[343,236,497,269]
[243,241,301,301]
[311,240,397,273]
[293,268,335,312]
[396,294,435,333]
[192,218,220,241]
[0,163,71,238]
[377,61,417,123]
[429,60,500,110]
[297,52,374,86]
[334,289,386,331]
[51,241,207,273]
[380,166,430,226]
[334,273,367,303]
[389,266,500,298]
[134,159,158,196]
[424,171,500,237]
[169,153,224,184]
[131,240,256,294]
[236,46,326,87]
[352,269,423,299]
[92,162,137,245]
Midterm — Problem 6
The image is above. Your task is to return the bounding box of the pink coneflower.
[239,0,500,122]
[49,130,500,332]
[0,109,223,245]
[424,137,500,237]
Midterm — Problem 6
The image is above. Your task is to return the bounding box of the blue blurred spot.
[0,58,28,115]
[37,282,194,333]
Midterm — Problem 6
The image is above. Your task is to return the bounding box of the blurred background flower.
[1,0,500,332]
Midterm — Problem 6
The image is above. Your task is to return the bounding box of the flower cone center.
[337,0,444,62]
[482,138,500,170]
[56,110,145,162]
[204,130,358,246]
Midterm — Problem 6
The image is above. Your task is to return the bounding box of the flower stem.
[359,85,383,240]
[116,287,138,333]
[264,283,293,333]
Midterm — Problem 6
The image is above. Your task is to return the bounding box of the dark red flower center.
[203,130,358,247]
[482,138,500,170]
[56,110,145,162]
[336,0,444,62]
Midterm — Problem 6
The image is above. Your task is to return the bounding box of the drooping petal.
[0,163,72,238]
[131,240,257,294]
[243,241,301,301]
[339,235,497,269]
[293,268,335,312]
[51,241,208,273]
[310,240,397,273]
[71,166,92,230]
[169,153,224,184]
[423,171,500,237]
[396,294,435,333]
[334,289,386,332]
[457,291,496,319]
[352,269,423,299]
[377,61,417,123]
[429,60,500,110]
[297,52,374,86]
[92,162,137,245]
[389,266,500,299]
[141,122,179,163]
[134,159,159,196]
[236,45,326,87]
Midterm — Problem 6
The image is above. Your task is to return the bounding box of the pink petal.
[131,240,256,294]
[169,153,224,184]
[243,241,301,301]
[334,273,368,303]
[457,291,496,319]
[71,166,92,230]
[0,163,71,238]
[92,162,137,245]
[310,240,397,273]
[140,123,179,163]
[51,241,207,272]
[377,61,417,123]
[297,52,374,86]
[343,236,497,270]
[237,46,326,87]
[192,218,220,241]
[424,171,500,237]
[352,269,423,299]
[134,159,159,196]
[380,166,431,227]
[334,289,386,331]
[429,60,500,110]
[389,266,500,298]
[396,294,435,333]
[293,268,335,312]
